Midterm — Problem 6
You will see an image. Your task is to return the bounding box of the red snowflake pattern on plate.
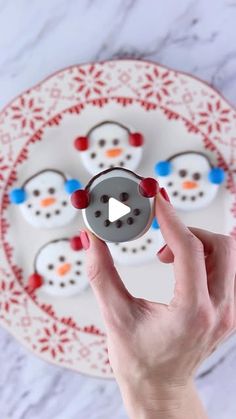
[197,100,231,135]
[0,60,235,378]
[142,67,174,102]
[10,96,44,131]
[38,323,70,359]
[74,64,106,99]
[0,280,22,313]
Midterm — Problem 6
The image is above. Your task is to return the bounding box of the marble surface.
[0,0,236,418]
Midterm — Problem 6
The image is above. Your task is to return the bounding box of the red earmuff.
[70,236,83,251]
[71,189,90,209]
[139,177,159,198]
[74,136,89,151]
[129,132,144,147]
[28,273,43,292]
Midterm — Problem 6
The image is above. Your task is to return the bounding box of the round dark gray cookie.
[84,176,151,242]
[71,168,158,243]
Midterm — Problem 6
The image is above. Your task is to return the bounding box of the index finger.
[155,189,209,303]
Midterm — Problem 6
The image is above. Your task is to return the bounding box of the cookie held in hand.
[71,167,159,243]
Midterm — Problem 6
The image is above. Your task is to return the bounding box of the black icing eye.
[113,138,119,146]
[59,256,65,262]
[47,264,54,270]
[179,169,187,178]
[76,260,82,265]
[90,152,96,159]
[133,208,140,216]
[99,139,106,147]
[192,172,201,181]
[48,187,55,194]
[100,194,109,203]
[33,189,40,196]
[116,220,122,228]
[119,192,129,202]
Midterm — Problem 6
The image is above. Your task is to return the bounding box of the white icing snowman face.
[157,153,220,211]
[108,223,164,266]
[20,171,77,228]
[35,239,88,297]
[77,122,143,175]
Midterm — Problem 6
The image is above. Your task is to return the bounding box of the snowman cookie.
[108,217,164,266]
[9,169,81,229]
[74,121,144,175]
[154,151,225,211]
[71,167,159,243]
[28,236,88,297]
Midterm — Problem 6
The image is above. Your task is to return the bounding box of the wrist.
[119,379,207,419]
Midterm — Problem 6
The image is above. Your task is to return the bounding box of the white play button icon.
[108,197,131,222]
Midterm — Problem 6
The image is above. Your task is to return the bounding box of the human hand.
[80,187,236,418]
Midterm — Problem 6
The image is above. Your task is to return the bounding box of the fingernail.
[160,187,171,203]
[80,230,90,250]
[157,244,167,255]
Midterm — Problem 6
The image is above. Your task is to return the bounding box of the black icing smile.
[97,154,132,169]
[114,237,153,253]
[45,260,83,288]
[170,189,205,201]
[167,181,205,202]
[27,200,69,218]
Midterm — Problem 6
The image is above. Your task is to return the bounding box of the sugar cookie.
[74,121,144,175]
[155,151,225,211]
[10,169,81,228]
[28,236,88,297]
[71,168,159,243]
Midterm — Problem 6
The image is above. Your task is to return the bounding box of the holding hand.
[80,188,236,419]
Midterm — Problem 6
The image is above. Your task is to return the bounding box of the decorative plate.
[0,60,235,379]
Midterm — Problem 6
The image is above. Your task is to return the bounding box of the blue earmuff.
[65,179,82,194]
[154,161,172,177]
[151,217,160,230]
[9,188,27,204]
[208,167,225,185]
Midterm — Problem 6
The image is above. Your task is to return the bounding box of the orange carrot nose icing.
[105,148,123,158]
[182,181,198,190]
[57,263,71,276]
[40,197,56,207]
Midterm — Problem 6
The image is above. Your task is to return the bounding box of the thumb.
[80,230,133,324]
